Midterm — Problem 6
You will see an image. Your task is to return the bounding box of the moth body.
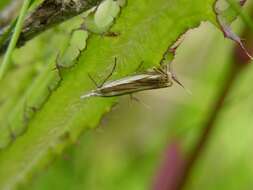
[81,69,174,99]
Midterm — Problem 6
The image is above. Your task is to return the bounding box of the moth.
[81,58,184,99]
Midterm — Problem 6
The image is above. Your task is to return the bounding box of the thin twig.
[0,0,103,55]
[176,14,253,190]
[176,62,245,190]
[0,0,32,80]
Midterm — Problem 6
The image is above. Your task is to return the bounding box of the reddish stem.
[176,61,245,190]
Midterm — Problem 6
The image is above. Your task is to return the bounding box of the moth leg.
[88,73,99,88]
[129,94,151,110]
[129,94,139,102]
[153,67,166,75]
[99,57,117,87]
[7,124,16,141]
[135,61,145,73]
[128,94,139,107]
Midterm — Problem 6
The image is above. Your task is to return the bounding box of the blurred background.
[1,1,253,190]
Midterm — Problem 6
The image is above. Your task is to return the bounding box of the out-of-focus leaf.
[0,0,11,10]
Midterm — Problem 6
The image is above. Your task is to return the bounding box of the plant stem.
[0,0,103,55]
[226,0,253,32]
[176,61,245,190]
[0,0,31,80]
[174,4,253,189]
[176,20,253,188]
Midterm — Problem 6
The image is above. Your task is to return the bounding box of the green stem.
[0,0,31,80]
[226,0,253,32]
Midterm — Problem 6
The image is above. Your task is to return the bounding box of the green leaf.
[0,0,11,10]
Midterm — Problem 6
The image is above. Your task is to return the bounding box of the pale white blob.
[94,0,120,28]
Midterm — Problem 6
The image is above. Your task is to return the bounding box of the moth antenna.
[88,73,99,87]
[136,61,145,73]
[100,57,117,87]
[172,74,192,95]
[129,94,151,110]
